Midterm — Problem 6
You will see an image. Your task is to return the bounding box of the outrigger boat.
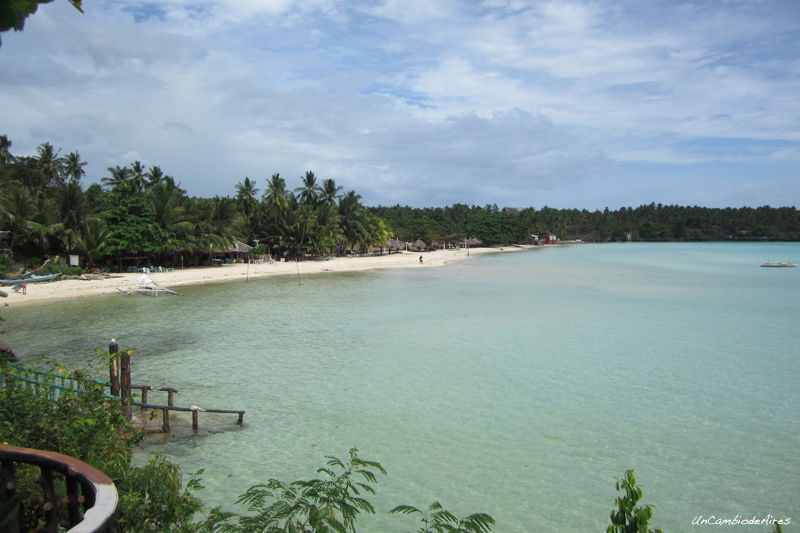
[117,275,177,296]
[0,273,61,286]
[760,261,797,268]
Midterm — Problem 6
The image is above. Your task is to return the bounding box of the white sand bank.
[2,246,538,308]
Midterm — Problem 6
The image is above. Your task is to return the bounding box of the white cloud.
[0,0,797,209]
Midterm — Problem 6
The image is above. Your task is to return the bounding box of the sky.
[1,0,798,209]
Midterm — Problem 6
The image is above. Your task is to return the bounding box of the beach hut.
[387,238,408,252]
[543,231,558,244]
[225,241,253,262]
[464,237,482,248]
[412,239,427,251]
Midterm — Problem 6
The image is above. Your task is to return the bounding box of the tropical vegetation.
[3,135,798,277]
[2,134,799,275]
[0,136,390,273]
[371,203,800,246]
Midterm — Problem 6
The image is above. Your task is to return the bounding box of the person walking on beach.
[419,255,423,264]
[21,279,27,295]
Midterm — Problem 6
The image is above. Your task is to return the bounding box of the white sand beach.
[2,246,536,308]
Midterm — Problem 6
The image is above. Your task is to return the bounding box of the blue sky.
[1,0,798,209]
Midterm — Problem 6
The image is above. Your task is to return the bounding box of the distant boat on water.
[760,261,797,268]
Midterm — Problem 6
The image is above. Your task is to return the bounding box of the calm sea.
[4,242,799,531]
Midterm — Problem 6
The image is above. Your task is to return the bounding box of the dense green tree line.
[371,202,800,246]
[2,135,797,273]
[0,136,390,271]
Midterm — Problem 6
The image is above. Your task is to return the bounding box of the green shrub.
[607,470,662,533]
[0,361,200,532]
[0,254,14,275]
[39,263,85,276]
[115,455,204,533]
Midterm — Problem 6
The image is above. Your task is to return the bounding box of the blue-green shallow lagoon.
[4,243,799,531]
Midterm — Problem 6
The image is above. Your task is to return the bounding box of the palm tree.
[338,190,368,253]
[76,218,110,267]
[235,177,259,217]
[36,142,63,188]
[0,183,47,253]
[207,196,241,249]
[313,201,341,255]
[367,214,391,251]
[321,178,342,205]
[147,182,190,252]
[63,151,86,184]
[260,173,289,257]
[130,160,146,193]
[148,182,183,230]
[0,134,12,164]
[145,165,165,188]
[60,187,87,226]
[295,171,321,205]
[285,201,317,259]
[101,165,131,190]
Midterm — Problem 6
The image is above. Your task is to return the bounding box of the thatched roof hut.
[387,238,410,251]
[465,237,482,247]
[226,241,253,253]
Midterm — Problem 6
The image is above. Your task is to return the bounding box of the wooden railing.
[0,363,116,401]
[0,444,117,533]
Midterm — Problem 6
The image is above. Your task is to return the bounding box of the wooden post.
[166,389,175,407]
[120,349,131,422]
[108,340,119,397]
[1,460,19,532]
[65,475,81,526]
[36,467,57,530]
[191,408,199,431]
[140,387,148,405]
[161,408,170,433]
[237,412,244,425]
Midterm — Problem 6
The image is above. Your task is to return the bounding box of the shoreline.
[2,246,539,308]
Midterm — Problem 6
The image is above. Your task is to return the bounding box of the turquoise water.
[4,243,799,531]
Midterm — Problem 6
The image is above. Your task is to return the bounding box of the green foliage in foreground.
[201,448,494,533]
[391,501,495,533]
[0,1,82,35]
[202,448,385,532]
[0,361,203,532]
[607,470,662,533]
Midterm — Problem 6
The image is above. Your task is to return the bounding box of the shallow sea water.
[4,242,799,531]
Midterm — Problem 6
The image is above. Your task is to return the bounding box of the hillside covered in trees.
[1,135,798,273]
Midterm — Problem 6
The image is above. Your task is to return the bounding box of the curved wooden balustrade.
[0,444,117,533]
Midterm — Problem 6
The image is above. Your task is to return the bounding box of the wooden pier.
[107,340,246,433]
[0,341,246,435]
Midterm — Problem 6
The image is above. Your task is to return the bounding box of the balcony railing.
[0,444,117,533]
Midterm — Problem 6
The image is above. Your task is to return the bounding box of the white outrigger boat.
[117,275,177,296]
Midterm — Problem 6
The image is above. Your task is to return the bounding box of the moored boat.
[117,275,177,296]
[0,273,61,285]
[760,261,797,268]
